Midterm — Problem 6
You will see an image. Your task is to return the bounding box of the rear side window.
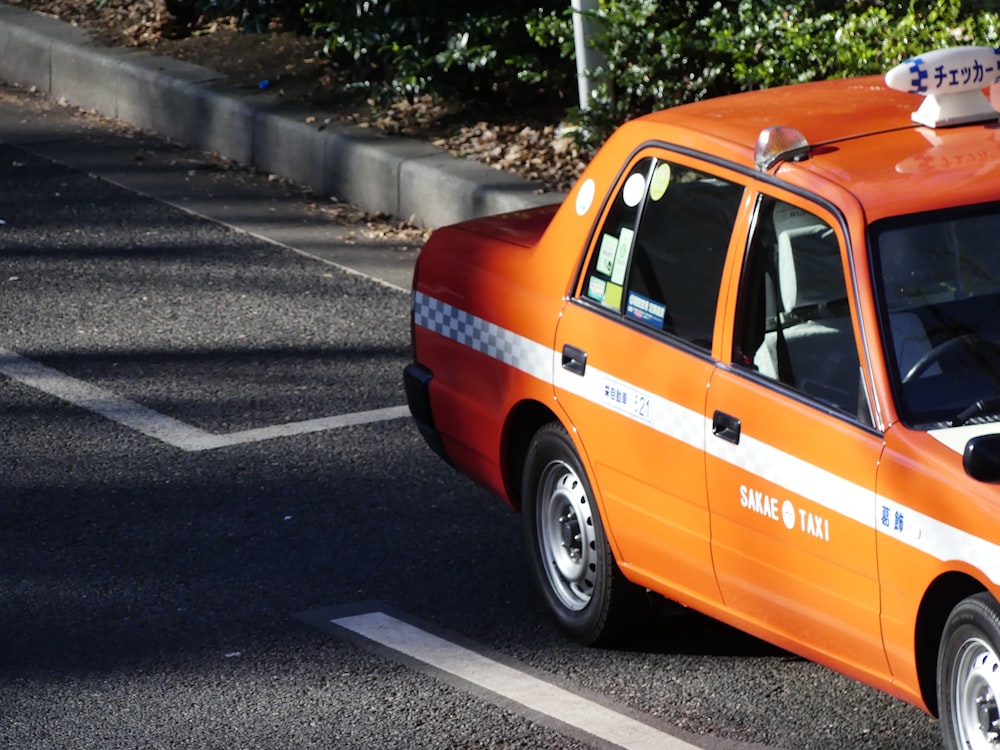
[581,156,743,350]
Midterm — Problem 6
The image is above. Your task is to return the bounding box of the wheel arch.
[501,399,563,512]
[915,571,987,716]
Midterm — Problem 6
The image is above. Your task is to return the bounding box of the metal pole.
[571,0,603,111]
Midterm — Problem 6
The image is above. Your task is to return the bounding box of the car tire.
[938,592,1000,749]
[521,422,644,645]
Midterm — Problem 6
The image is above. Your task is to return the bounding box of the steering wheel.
[904,333,1000,383]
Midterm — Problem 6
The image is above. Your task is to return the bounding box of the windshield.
[873,202,1000,428]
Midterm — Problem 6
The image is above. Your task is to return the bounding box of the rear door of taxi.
[704,187,889,678]
[552,148,747,603]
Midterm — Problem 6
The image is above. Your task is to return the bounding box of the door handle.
[712,410,741,444]
[561,344,587,376]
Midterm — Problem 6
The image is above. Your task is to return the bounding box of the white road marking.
[0,346,408,451]
[331,610,702,750]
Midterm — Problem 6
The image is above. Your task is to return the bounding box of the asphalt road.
[0,84,944,750]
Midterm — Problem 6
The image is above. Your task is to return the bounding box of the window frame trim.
[567,140,884,434]
[726,187,882,434]
[572,145,749,354]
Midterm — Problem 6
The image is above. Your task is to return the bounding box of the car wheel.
[521,422,642,645]
[938,592,1000,749]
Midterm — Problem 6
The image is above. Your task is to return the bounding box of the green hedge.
[568,0,999,144]
[199,0,575,105]
[193,0,1000,143]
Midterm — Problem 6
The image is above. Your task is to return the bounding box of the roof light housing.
[885,46,1000,128]
[754,126,810,172]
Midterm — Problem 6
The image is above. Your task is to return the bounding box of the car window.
[872,202,1000,427]
[581,156,742,350]
[734,196,866,421]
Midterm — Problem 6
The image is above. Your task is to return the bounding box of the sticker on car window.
[587,275,607,302]
[623,173,646,207]
[596,233,618,276]
[611,228,633,285]
[649,163,671,201]
[604,282,623,309]
[575,178,596,216]
[626,291,667,329]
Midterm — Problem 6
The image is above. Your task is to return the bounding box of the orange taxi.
[404,46,1000,748]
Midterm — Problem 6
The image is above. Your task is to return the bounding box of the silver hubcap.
[954,637,1000,747]
[536,459,597,612]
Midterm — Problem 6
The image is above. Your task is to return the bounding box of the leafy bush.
[197,0,575,105]
[543,1,722,141]
[326,1,574,104]
[702,0,999,92]
[189,0,999,145]
[568,0,1000,146]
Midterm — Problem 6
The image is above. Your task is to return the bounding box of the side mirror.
[963,434,1000,483]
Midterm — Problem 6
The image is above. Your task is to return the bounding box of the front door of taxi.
[553,151,745,604]
[704,192,888,677]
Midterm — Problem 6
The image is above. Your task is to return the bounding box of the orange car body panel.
[407,73,1000,714]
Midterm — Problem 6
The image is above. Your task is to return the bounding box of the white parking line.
[331,610,702,750]
[0,346,409,451]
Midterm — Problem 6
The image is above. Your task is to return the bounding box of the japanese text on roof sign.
[887,46,1000,95]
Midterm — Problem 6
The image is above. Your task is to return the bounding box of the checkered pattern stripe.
[653,398,707,454]
[413,292,551,381]
[417,290,711,455]
[707,431,776,482]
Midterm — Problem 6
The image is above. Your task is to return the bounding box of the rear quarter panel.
[412,206,575,502]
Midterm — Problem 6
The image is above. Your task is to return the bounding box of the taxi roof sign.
[885,46,1000,128]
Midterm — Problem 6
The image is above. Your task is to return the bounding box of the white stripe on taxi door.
[414,293,1000,583]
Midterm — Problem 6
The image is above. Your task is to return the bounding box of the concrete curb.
[0,3,563,227]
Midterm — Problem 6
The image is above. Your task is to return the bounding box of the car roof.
[633,75,1000,222]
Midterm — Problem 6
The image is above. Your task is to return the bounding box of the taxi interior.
[873,204,1000,428]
